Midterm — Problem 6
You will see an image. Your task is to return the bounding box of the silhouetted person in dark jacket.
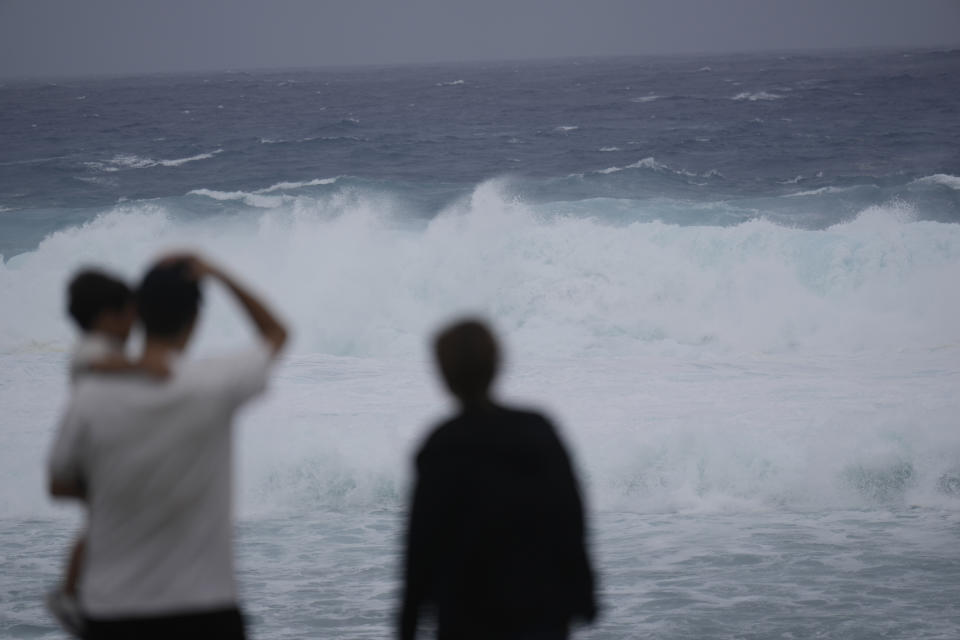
[400,319,597,640]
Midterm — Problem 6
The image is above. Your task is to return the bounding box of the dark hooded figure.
[399,319,597,640]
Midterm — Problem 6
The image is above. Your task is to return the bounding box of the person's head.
[67,270,136,342]
[434,318,500,406]
[137,259,202,348]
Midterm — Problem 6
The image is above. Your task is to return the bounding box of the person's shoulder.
[497,406,567,452]
[67,374,125,413]
[505,406,550,421]
[179,343,274,387]
[173,342,276,409]
[415,416,466,463]
[499,405,554,430]
[70,333,118,372]
[419,417,459,449]
[188,342,273,371]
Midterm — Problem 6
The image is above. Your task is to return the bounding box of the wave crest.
[2,182,959,359]
[914,174,960,190]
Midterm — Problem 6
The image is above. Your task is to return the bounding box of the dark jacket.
[400,405,597,640]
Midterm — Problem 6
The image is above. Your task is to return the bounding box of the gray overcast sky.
[1,0,958,78]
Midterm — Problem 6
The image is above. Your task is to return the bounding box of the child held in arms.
[45,269,168,637]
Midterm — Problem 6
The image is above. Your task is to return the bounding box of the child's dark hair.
[67,270,134,331]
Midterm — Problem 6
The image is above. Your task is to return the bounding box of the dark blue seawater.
[2,49,959,257]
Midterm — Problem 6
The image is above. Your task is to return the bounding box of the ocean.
[2,49,960,638]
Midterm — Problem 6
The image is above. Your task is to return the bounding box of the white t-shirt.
[69,333,120,382]
[48,342,274,618]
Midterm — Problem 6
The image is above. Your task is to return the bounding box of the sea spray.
[2,183,959,358]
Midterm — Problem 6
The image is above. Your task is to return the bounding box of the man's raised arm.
[185,256,289,356]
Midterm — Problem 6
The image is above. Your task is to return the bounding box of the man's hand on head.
[154,252,218,281]
[150,251,288,355]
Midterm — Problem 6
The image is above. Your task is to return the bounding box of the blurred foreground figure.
[47,269,168,637]
[400,320,597,640]
[48,255,287,640]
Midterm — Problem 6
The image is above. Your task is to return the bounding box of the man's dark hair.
[67,270,134,331]
[434,319,499,402]
[137,260,202,338]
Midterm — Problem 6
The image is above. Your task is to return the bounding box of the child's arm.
[87,355,170,379]
[64,537,86,596]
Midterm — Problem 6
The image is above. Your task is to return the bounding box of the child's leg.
[64,536,85,596]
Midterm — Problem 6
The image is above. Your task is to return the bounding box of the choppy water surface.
[5,510,960,639]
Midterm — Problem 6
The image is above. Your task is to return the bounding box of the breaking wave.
[915,173,960,190]
[2,181,958,359]
[1,181,960,518]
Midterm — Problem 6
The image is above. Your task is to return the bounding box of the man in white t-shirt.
[48,254,288,640]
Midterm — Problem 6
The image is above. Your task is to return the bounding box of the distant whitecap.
[731,91,784,101]
[258,177,339,193]
[914,174,960,190]
[88,150,223,171]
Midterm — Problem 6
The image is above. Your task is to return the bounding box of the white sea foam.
[188,178,338,203]
[731,91,784,101]
[598,157,666,174]
[259,177,339,192]
[3,181,958,359]
[784,185,862,197]
[106,154,155,170]
[597,157,718,179]
[554,125,579,133]
[599,146,621,152]
[156,150,222,167]
[91,150,223,171]
[188,188,249,201]
[2,183,960,528]
[2,185,960,520]
[436,79,465,86]
[914,173,960,190]
[630,95,661,103]
[187,188,286,208]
